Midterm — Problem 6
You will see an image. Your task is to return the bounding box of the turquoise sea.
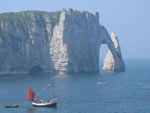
[0,58,150,113]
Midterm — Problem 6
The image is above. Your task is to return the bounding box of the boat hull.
[32,102,57,107]
[5,104,19,108]
[32,99,57,107]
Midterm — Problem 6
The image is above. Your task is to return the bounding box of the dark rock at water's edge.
[0,9,125,74]
[29,65,43,75]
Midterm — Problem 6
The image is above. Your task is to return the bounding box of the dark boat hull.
[32,102,57,107]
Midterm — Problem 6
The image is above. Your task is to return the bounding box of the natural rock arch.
[46,10,125,73]
[99,27,125,72]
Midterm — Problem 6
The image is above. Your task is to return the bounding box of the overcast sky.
[0,0,150,59]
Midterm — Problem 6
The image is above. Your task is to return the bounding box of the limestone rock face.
[0,9,125,74]
[103,31,125,72]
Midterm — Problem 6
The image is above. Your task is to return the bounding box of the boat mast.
[50,76,55,99]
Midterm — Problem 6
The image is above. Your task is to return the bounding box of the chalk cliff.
[0,9,125,74]
[103,31,125,72]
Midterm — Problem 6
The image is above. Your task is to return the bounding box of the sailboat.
[26,77,57,107]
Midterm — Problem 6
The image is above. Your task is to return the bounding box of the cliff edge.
[0,9,125,74]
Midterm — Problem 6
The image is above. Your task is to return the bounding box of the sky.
[0,0,150,59]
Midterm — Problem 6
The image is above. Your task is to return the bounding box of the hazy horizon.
[0,0,149,59]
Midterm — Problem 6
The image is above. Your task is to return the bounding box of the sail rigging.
[50,76,55,99]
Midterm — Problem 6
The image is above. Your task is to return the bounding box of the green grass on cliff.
[0,11,61,43]
[0,10,61,26]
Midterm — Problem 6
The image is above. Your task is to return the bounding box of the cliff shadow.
[27,13,56,75]
[62,12,101,73]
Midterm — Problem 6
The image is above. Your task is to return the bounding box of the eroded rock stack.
[102,31,125,72]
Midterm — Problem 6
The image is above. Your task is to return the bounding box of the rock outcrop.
[0,9,125,74]
[103,31,125,72]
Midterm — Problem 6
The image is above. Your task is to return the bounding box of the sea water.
[0,58,150,113]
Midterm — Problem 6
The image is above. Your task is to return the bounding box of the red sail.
[26,88,35,101]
